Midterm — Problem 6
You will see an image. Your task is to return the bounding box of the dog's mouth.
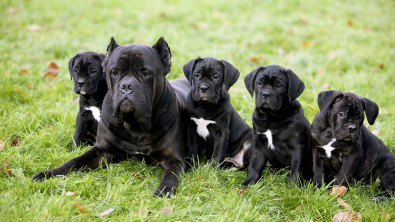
[79,90,87,95]
[119,99,135,114]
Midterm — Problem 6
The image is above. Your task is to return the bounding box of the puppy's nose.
[77,79,85,87]
[200,85,209,92]
[120,82,134,94]
[347,125,357,132]
[262,92,271,98]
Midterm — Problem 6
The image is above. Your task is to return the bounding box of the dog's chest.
[85,106,101,122]
[256,129,275,150]
[191,117,216,141]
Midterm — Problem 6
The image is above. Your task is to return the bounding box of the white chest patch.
[191,117,216,141]
[319,138,337,158]
[257,130,275,150]
[85,106,101,122]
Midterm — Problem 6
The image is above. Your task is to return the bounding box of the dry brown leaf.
[48,62,59,75]
[20,69,28,75]
[331,186,348,197]
[332,211,361,222]
[44,72,56,80]
[27,24,41,32]
[96,208,114,217]
[347,20,353,26]
[321,83,330,90]
[11,137,19,146]
[0,140,5,151]
[74,202,88,213]
[238,186,250,196]
[378,63,384,69]
[136,208,149,216]
[302,41,311,47]
[65,191,76,196]
[382,213,390,220]
[247,55,264,65]
[337,198,352,212]
[158,206,173,213]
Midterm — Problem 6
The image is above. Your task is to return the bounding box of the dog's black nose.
[200,85,209,92]
[347,125,357,132]
[77,80,85,87]
[120,82,134,94]
[262,92,271,98]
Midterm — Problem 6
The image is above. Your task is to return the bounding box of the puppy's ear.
[106,37,119,60]
[244,66,264,97]
[221,60,240,91]
[362,97,379,125]
[93,53,106,62]
[152,37,172,75]
[68,53,81,80]
[284,69,305,102]
[317,90,344,113]
[183,56,202,85]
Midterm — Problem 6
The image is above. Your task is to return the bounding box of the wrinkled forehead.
[195,58,223,72]
[257,66,287,82]
[107,44,160,67]
[333,93,364,110]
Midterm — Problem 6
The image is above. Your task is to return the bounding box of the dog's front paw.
[242,175,259,186]
[154,186,174,199]
[32,171,51,182]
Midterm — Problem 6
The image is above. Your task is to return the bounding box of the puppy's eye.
[213,75,219,80]
[112,70,119,76]
[73,68,79,73]
[257,81,263,86]
[338,112,346,117]
[276,84,282,88]
[142,71,149,77]
[194,73,201,78]
[90,70,96,75]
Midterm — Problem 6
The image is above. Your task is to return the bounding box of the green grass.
[1,0,395,221]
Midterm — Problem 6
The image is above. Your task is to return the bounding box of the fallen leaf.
[382,213,390,220]
[74,202,88,213]
[0,140,5,151]
[27,24,41,32]
[321,83,330,90]
[332,211,361,222]
[136,208,149,216]
[238,186,250,196]
[96,208,114,217]
[11,137,19,146]
[302,41,311,47]
[20,69,28,75]
[65,191,76,196]
[378,63,384,69]
[48,62,59,75]
[337,198,352,212]
[372,129,380,136]
[331,186,348,197]
[247,55,264,65]
[347,19,353,26]
[158,206,173,213]
[44,72,56,80]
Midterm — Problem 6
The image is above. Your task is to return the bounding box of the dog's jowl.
[183,57,253,168]
[311,90,395,200]
[242,65,313,185]
[68,51,108,150]
[33,37,192,198]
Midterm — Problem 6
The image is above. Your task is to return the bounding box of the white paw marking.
[257,130,275,150]
[319,138,336,158]
[85,106,101,122]
[191,117,216,141]
[225,141,251,167]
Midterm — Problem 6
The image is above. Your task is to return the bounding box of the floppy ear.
[68,53,81,80]
[152,37,172,75]
[362,97,379,125]
[93,53,107,80]
[317,90,344,113]
[221,59,240,91]
[183,57,202,85]
[284,68,305,102]
[244,66,265,97]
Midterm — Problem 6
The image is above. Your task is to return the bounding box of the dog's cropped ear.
[317,90,344,114]
[244,66,265,97]
[362,97,379,125]
[68,53,81,80]
[284,69,305,102]
[152,37,172,75]
[221,60,240,91]
[183,57,202,85]
[106,37,119,60]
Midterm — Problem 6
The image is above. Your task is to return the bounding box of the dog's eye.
[338,112,346,117]
[90,70,96,75]
[213,75,219,80]
[73,68,79,73]
[142,71,149,77]
[112,70,119,76]
[276,83,282,88]
[257,81,263,86]
[194,73,201,78]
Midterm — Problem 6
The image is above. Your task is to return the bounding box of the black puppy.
[311,90,395,198]
[242,65,312,185]
[183,57,253,168]
[68,51,108,150]
[33,37,192,198]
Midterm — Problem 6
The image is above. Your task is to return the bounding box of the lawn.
[1,0,395,221]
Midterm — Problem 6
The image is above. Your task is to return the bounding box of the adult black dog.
[33,37,191,198]
[183,56,253,168]
[311,90,395,199]
[242,65,312,185]
[68,51,108,150]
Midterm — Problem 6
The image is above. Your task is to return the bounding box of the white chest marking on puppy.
[191,117,216,141]
[320,138,336,158]
[257,130,275,150]
[85,106,101,122]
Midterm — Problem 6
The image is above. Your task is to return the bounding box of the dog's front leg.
[312,148,325,188]
[71,111,89,150]
[186,122,199,166]
[32,146,117,181]
[334,152,361,186]
[155,158,186,198]
[289,145,306,184]
[212,128,229,166]
[242,138,266,185]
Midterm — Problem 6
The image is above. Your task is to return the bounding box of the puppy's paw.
[32,171,51,182]
[153,186,174,199]
[242,176,258,186]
